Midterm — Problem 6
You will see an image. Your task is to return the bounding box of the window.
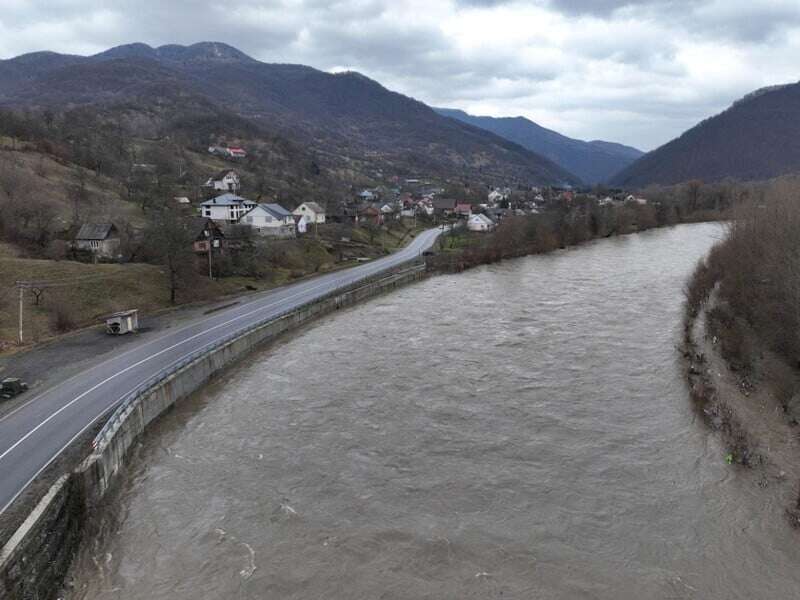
[246,216,253,223]
[90,240,100,249]
[204,209,211,217]
[264,215,273,223]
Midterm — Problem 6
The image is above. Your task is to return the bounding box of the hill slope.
[610,82,800,187]
[0,42,578,186]
[436,108,642,184]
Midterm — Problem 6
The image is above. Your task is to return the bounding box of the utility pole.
[208,240,214,280]
[18,284,23,345]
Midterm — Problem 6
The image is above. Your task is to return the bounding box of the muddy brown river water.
[69,223,800,599]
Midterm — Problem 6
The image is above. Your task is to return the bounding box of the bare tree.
[145,204,199,304]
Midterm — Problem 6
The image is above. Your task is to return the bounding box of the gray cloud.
[1,0,799,150]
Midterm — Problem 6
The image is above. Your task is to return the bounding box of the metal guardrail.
[91,259,426,451]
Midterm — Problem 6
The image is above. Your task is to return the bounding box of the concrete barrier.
[0,475,85,599]
[0,262,426,599]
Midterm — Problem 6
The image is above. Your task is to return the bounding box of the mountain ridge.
[611,81,800,187]
[0,42,579,187]
[435,107,643,184]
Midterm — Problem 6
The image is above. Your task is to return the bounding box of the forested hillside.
[611,82,800,187]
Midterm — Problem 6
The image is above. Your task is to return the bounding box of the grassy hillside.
[0,254,243,347]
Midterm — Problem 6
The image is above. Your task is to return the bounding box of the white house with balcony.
[200,193,257,224]
[239,203,296,238]
[292,201,326,224]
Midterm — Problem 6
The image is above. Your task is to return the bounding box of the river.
[68,223,800,599]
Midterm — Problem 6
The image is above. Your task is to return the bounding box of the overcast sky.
[2,0,799,150]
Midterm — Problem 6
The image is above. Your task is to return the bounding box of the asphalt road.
[0,227,444,514]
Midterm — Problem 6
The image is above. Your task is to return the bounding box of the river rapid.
[69,223,800,599]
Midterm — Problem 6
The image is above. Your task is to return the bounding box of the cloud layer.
[2,0,799,150]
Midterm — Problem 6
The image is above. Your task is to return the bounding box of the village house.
[416,199,434,216]
[204,169,240,193]
[239,203,296,238]
[200,193,257,224]
[208,145,247,160]
[188,217,226,254]
[74,223,120,259]
[378,202,397,216]
[626,194,648,205]
[327,203,360,224]
[361,205,383,225]
[455,203,472,217]
[488,189,507,204]
[467,213,495,232]
[432,197,458,217]
[292,201,326,224]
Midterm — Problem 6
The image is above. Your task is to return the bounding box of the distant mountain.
[435,108,643,185]
[610,82,800,187]
[0,42,578,186]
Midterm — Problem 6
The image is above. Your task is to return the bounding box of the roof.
[298,201,325,213]
[76,223,116,240]
[201,193,253,206]
[432,198,457,210]
[258,203,293,219]
[211,169,238,181]
[185,216,223,237]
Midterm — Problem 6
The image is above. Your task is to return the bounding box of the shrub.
[50,303,77,333]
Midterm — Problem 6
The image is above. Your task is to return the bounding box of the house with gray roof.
[74,223,120,259]
[200,193,257,224]
[239,203,296,238]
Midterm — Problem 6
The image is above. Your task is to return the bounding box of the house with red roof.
[455,203,472,217]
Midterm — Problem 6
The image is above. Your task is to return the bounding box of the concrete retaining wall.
[0,263,425,599]
[0,475,85,599]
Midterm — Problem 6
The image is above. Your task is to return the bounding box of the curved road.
[0,227,443,514]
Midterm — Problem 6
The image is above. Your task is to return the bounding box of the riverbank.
[427,204,724,274]
[681,262,800,527]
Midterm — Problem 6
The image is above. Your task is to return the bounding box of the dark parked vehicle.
[1,378,28,400]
